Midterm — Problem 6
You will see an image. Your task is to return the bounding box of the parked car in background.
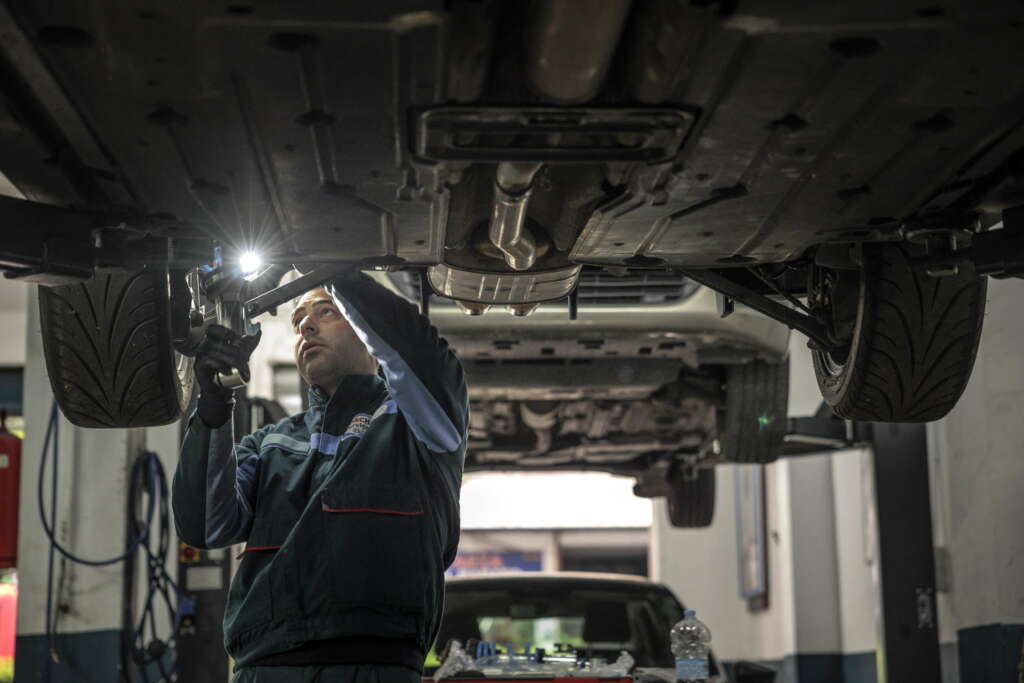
[431,572,729,680]
[379,271,789,528]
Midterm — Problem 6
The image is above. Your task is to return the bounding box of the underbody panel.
[2,0,1023,271]
[1,0,1016,473]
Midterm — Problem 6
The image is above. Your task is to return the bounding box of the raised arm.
[172,415,264,549]
[327,272,468,454]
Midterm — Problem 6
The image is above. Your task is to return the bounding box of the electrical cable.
[38,400,186,683]
[42,402,58,682]
[37,406,157,567]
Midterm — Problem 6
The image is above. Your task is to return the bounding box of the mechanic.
[172,269,468,683]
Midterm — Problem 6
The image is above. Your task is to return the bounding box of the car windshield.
[435,581,684,667]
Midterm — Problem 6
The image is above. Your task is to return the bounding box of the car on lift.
[2,1,1022,525]
[431,572,734,680]
[377,269,788,528]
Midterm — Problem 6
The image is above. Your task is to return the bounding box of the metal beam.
[870,422,942,683]
[783,411,871,456]
[677,268,837,351]
[0,196,95,280]
[244,265,346,318]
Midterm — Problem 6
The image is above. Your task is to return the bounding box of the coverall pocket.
[226,521,281,636]
[321,484,431,613]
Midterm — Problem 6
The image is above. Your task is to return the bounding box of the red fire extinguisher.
[0,409,21,569]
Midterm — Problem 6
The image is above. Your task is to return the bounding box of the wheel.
[811,243,986,422]
[39,268,194,428]
[718,359,789,464]
[666,467,715,528]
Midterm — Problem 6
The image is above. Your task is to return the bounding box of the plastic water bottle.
[671,609,711,682]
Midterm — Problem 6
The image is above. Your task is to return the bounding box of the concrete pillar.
[0,282,27,366]
[788,449,880,681]
[829,449,880,672]
[927,277,1024,683]
[787,454,843,675]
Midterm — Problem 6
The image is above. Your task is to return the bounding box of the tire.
[719,359,789,464]
[812,243,986,422]
[39,268,194,428]
[666,468,715,528]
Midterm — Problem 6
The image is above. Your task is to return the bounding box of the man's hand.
[194,325,262,428]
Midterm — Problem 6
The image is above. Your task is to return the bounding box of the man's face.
[290,287,376,393]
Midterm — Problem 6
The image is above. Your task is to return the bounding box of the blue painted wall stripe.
[722,651,877,683]
[958,623,1023,683]
[16,630,123,682]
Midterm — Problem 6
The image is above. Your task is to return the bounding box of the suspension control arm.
[677,268,838,351]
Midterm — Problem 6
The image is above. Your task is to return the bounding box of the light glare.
[239,250,262,275]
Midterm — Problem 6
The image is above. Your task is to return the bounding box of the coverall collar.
[308,373,387,413]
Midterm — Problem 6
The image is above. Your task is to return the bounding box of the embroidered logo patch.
[344,414,372,436]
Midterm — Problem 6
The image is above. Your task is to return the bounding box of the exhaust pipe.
[526,0,633,104]
[487,1,630,272]
[489,161,543,271]
[456,300,491,316]
[506,303,541,317]
[521,402,559,455]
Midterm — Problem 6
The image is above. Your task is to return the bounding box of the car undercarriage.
[2,0,1024,526]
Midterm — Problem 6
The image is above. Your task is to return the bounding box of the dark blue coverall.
[172,273,468,682]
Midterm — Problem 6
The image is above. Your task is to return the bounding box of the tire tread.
[720,359,789,463]
[667,469,715,528]
[820,244,986,422]
[39,268,190,428]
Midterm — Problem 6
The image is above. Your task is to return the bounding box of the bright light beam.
[239,250,263,276]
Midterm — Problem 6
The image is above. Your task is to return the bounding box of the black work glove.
[194,324,262,428]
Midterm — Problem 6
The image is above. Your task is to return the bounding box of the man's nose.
[300,315,318,336]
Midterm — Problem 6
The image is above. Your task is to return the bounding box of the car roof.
[445,571,677,595]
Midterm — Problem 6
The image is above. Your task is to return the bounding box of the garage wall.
[655,278,1024,683]
[14,285,182,682]
[16,285,123,637]
[652,453,879,675]
[788,454,842,655]
[0,281,28,365]
[927,276,1024,682]
[456,528,649,574]
[247,306,296,400]
[830,449,879,656]
[461,471,652,530]
[652,336,880,681]
[0,311,26,366]
[651,461,795,663]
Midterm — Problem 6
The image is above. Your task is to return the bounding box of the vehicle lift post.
[786,411,941,682]
[870,421,942,683]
